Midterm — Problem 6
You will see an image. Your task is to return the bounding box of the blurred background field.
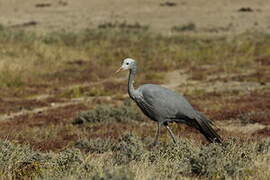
[0,0,269,179]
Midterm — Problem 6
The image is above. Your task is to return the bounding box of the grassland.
[0,25,269,179]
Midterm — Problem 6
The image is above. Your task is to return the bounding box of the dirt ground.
[0,0,269,152]
[0,0,270,34]
[0,2,269,179]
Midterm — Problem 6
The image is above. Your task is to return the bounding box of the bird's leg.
[165,125,177,143]
[152,122,161,146]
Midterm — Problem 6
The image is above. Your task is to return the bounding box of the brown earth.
[0,68,268,151]
[0,0,270,35]
[0,0,269,152]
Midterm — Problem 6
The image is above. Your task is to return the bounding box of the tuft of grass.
[60,86,87,98]
[172,23,196,32]
[75,138,115,154]
[0,67,24,88]
[98,21,149,32]
[49,148,84,172]
[0,140,46,179]
[60,85,112,99]
[143,72,165,83]
[92,167,135,180]
[87,86,112,97]
[187,141,253,177]
[112,133,146,165]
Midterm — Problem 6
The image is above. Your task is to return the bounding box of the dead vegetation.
[0,137,269,179]
[0,25,269,179]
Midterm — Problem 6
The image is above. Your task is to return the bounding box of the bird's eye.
[126,62,129,65]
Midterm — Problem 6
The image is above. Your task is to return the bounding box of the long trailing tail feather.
[194,113,222,143]
[173,110,222,143]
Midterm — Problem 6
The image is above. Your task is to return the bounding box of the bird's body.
[116,58,222,144]
[136,84,196,123]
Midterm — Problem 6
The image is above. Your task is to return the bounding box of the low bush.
[172,23,196,32]
[75,138,115,153]
[0,138,269,179]
[0,140,46,178]
[187,140,254,178]
[73,100,144,124]
[92,167,135,180]
[112,133,147,165]
[152,138,270,179]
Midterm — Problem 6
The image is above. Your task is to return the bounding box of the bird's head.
[115,58,136,73]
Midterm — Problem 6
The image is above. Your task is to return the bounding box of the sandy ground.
[0,0,270,34]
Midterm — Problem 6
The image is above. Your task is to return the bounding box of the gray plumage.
[116,58,222,144]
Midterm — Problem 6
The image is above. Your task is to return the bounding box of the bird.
[115,58,222,145]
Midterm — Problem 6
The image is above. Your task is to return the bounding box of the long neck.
[128,66,137,100]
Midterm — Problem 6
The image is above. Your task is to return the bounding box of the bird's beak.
[115,67,125,74]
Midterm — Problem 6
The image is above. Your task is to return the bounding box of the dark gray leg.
[152,122,161,145]
[165,125,177,143]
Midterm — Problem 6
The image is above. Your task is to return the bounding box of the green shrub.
[151,139,265,179]
[98,20,149,32]
[0,138,269,179]
[112,134,147,165]
[172,23,196,32]
[41,149,95,179]
[0,65,24,88]
[75,138,115,153]
[255,139,270,154]
[188,141,254,178]
[0,25,36,43]
[0,140,45,178]
[157,139,197,161]
[73,100,143,124]
[52,149,83,171]
[92,167,135,180]
[149,139,199,177]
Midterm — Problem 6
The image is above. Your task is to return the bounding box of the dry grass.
[1,26,269,98]
[1,0,270,35]
[0,26,269,179]
[0,137,269,179]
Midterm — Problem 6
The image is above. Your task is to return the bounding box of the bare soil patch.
[0,104,88,130]
[0,0,270,35]
[208,90,270,125]
[0,103,89,151]
[0,97,67,115]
